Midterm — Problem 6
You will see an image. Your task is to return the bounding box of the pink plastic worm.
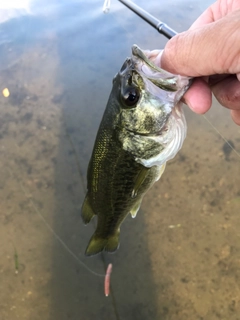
[104,263,113,297]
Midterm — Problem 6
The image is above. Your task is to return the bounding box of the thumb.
[161,10,240,77]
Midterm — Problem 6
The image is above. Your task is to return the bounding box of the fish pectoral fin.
[85,231,120,256]
[81,195,96,225]
[130,199,142,218]
[132,167,150,198]
[156,163,166,181]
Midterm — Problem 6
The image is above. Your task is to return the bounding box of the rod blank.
[118,0,177,39]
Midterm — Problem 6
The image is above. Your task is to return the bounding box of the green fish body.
[82,45,190,256]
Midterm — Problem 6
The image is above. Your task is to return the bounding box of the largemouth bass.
[82,45,190,256]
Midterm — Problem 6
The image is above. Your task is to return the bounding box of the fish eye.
[122,87,140,107]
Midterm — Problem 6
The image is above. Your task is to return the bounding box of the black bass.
[82,45,189,256]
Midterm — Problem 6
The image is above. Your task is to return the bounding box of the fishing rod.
[118,0,177,39]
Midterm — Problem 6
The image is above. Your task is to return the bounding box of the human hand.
[161,0,240,125]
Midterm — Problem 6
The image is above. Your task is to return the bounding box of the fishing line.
[62,121,119,310]
[5,166,105,277]
[63,119,112,272]
[5,105,116,299]
[2,3,117,308]
[203,114,240,159]
[20,182,105,277]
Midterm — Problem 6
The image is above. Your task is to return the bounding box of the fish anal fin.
[85,231,120,256]
[130,199,142,218]
[81,194,96,225]
[132,167,150,198]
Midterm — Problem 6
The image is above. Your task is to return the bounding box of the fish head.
[116,45,191,167]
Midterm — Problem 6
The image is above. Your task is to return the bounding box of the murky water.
[0,0,240,319]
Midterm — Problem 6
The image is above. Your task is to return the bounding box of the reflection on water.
[0,0,240,319]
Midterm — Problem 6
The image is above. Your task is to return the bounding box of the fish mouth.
[126,123,169,137]
[131,44,180,92]
[120,58,132,75]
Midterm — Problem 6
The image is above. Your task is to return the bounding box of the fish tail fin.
[81,194,96,224]
[85,231,120,256]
